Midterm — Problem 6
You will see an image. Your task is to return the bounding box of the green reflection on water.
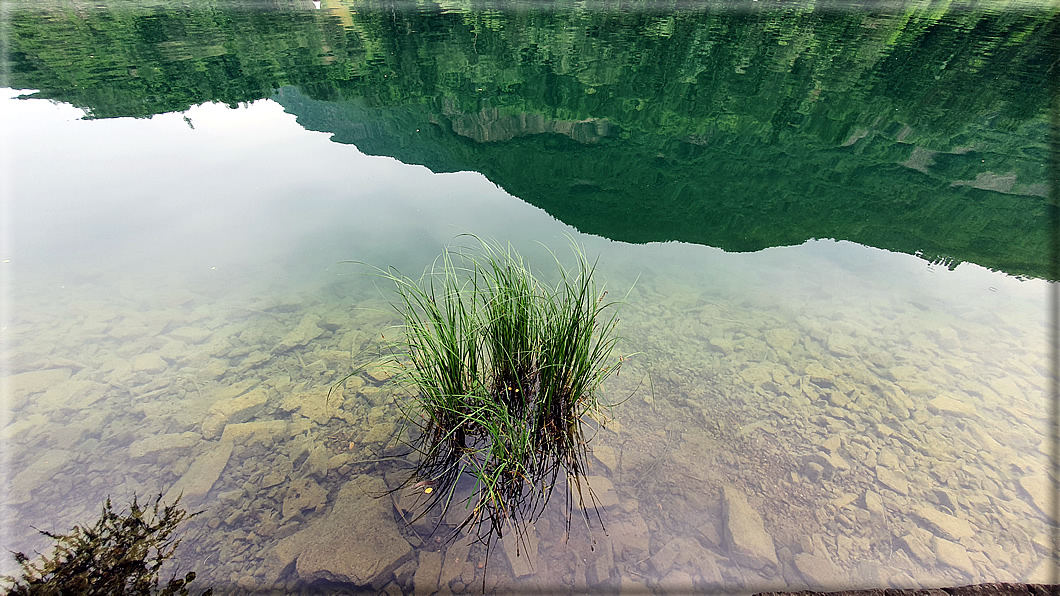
[6,0,1056,278]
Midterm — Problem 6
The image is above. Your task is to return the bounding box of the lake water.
[2,2,1057,593]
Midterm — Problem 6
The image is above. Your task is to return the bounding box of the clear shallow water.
[1,2,1057,591]
[2,89,1054,593]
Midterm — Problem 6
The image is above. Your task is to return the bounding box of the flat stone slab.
[928,393,978,417]
[6,368,72,410]
[875,466,909,495]
[201,388,268,439]
[220,420,287,446]
[162,440,234,505]
[914,506,976,541]
[934,537,975,577]
[1017,475,1055,521]
[268,474,412,588]
[722,485,778,573]
[128,432,201,458]
[585,475,619,508]
[9,449,74,504]
[793,552,844,587]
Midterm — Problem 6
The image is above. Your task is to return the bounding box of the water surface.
[1,1,1056,593]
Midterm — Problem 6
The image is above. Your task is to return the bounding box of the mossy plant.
[1,495,210,596]
[374,237,625,561]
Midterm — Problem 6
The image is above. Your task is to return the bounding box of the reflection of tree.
[6,1,1055,278]
[7,4,360,118]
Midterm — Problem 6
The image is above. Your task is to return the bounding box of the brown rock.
[722,485,778,572]
[501,523,538,578]
[875,466,909,495]
[9,449,73,504]
[7,369,72,410]
[592,444,617,472]
[928,393,977,418]
[219,420,287,446]
[896,530,935,567]
[162,440,233,505]
[440,537,472,585]
[132,353,167,374]
[650,537,709,575]
[1017,475,1055,521]
[128,432,200,458]
[279,314,324,350]
[267,475,412,588]
[793,552,844,588]
[39,379,105,410]
[914,506,976,541]
[585,475,619,508]
[934,537,975,577]
[201,388,268,439]
[282,477,328,520]
[609,511,650,559]
[414,550,443,595]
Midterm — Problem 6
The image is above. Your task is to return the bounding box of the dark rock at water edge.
[756,582,1059,596]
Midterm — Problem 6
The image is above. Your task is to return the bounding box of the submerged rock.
[279,314,325,350]
[128,431,200,458]
[281,476,328,520]
[933,537,976,577]
[162,440,234,505]
[9,449,74,504]
[267,474,413,588]
[875,466,909,495]
[914,506,976,542]
[219,420,287,446]
[132,353,167,374]
[928,393,978,418]
[896,528,936,567]
[7,368,72,410]
[413,550,443,595]
[721,485,778,573]
[501,522,538,578]
[201,388,268,439]
[439,537,473,586]
[39,379,105,411]
[584,475,619,508]
[793,551,844,587]
[1017,475,1055,521]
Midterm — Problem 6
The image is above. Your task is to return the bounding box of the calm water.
[2,1,1057,593]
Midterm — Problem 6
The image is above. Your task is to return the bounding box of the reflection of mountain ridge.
[275,85,1049,279]
[8,2,1054,278]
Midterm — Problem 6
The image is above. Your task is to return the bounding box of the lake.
[2,1,1057,593]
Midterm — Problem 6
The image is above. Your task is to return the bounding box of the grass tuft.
[373,236,625,565]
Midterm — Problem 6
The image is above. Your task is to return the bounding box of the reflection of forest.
[8,1,1055,278]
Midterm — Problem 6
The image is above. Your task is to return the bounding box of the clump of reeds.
[378,237,623,557]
